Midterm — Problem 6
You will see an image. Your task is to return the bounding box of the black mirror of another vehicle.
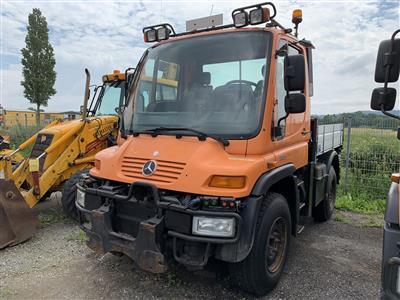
[285,93,306,114]
[375,38,400,83]
[284,54,306,91]
[370,87,397,111]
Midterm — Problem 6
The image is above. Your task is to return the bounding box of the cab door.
[271,38,309,169]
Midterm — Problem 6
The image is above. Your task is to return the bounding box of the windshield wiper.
[133,127,230,147]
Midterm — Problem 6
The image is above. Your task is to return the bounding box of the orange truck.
[76,3,343,295]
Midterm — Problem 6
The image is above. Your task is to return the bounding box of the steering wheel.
[225,80,257,90]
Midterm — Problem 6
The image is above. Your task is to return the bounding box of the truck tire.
[314,166,337,222]
[61,170,88,221]
[229,192,291,296]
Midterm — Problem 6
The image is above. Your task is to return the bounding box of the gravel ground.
[0,201,383,300]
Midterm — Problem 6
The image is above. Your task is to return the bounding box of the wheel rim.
[328,178,337,213]
[265,217,287,273]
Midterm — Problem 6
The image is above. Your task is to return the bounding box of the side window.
[272,40,301,140]
[273,40,287,140]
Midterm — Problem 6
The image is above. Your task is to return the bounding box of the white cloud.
[1,0,399,114]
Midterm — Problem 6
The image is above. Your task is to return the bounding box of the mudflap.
[0,179,38,249]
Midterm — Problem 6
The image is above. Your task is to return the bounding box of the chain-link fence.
[332,117,400,199]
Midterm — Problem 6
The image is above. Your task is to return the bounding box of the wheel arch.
[252,164,299,236]
[319,150,340,184]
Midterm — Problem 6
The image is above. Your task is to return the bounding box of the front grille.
[121,156,186,184]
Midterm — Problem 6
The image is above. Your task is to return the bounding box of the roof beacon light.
[249,7,270,25]
[292,9,303,37]
[232,2,277,28]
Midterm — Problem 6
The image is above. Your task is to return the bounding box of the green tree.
[21,8,56,127]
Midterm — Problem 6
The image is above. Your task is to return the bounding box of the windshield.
[127,31,271,138]
[95,81,125,116]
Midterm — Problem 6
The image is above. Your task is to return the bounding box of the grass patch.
[37,208,66,227]
[335,193,385,214]
[66,229,88,244]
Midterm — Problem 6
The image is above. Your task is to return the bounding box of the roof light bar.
[232,2,276,28]
[142,23,176,43]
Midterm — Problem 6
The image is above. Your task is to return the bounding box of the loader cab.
[87,70,127,117]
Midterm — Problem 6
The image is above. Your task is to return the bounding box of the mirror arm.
[277,113,289,128]
[381,106,400,120]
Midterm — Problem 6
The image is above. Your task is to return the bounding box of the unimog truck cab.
[76,3,342,296]
[370,29,400,299]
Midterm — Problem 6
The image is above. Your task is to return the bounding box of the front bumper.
[76,180,251,273]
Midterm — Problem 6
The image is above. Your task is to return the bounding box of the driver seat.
[212,82,255,114]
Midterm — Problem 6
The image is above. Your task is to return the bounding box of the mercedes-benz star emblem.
[142,160,157,176]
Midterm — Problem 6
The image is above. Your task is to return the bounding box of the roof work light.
[232,2,276,28]
[143,23,176,43]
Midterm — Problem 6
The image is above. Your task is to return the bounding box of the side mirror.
[375,38,400,83]
[284,54,305,91]
[371,87,397,111]
[285,93,306,114]
[80,105,84,114]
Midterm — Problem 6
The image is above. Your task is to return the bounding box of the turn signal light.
[391,173,400,184]
[209,176,246,189]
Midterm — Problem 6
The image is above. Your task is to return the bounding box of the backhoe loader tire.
[61,170,88,221]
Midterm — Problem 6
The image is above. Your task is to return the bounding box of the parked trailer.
[76,3,343,296]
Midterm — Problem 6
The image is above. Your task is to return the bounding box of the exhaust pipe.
[82,68,91,119]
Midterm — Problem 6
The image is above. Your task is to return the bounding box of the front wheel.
[229,192,291,296]
[61,170,88,221]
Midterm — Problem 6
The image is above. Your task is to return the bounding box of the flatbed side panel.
[316,123,344,156]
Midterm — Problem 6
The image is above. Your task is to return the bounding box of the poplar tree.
[21,8,56,126]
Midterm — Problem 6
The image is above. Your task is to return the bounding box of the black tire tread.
[61,169,88,220]
[229,192,289,296]
[313,167,337,222]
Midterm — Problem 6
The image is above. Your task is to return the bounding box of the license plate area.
[112,198,157,237]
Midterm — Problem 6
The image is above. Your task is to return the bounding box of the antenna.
[210,4,214,16]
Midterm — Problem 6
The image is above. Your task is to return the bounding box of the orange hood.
[91,134,273,198]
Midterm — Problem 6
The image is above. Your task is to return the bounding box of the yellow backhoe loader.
[0,69,129,249]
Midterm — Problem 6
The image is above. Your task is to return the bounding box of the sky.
[0,0,399,115]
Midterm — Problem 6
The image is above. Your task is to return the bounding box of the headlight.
[192,216,235,237]
[76,188,86,207]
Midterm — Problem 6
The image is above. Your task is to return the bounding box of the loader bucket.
[0,179,37,249]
